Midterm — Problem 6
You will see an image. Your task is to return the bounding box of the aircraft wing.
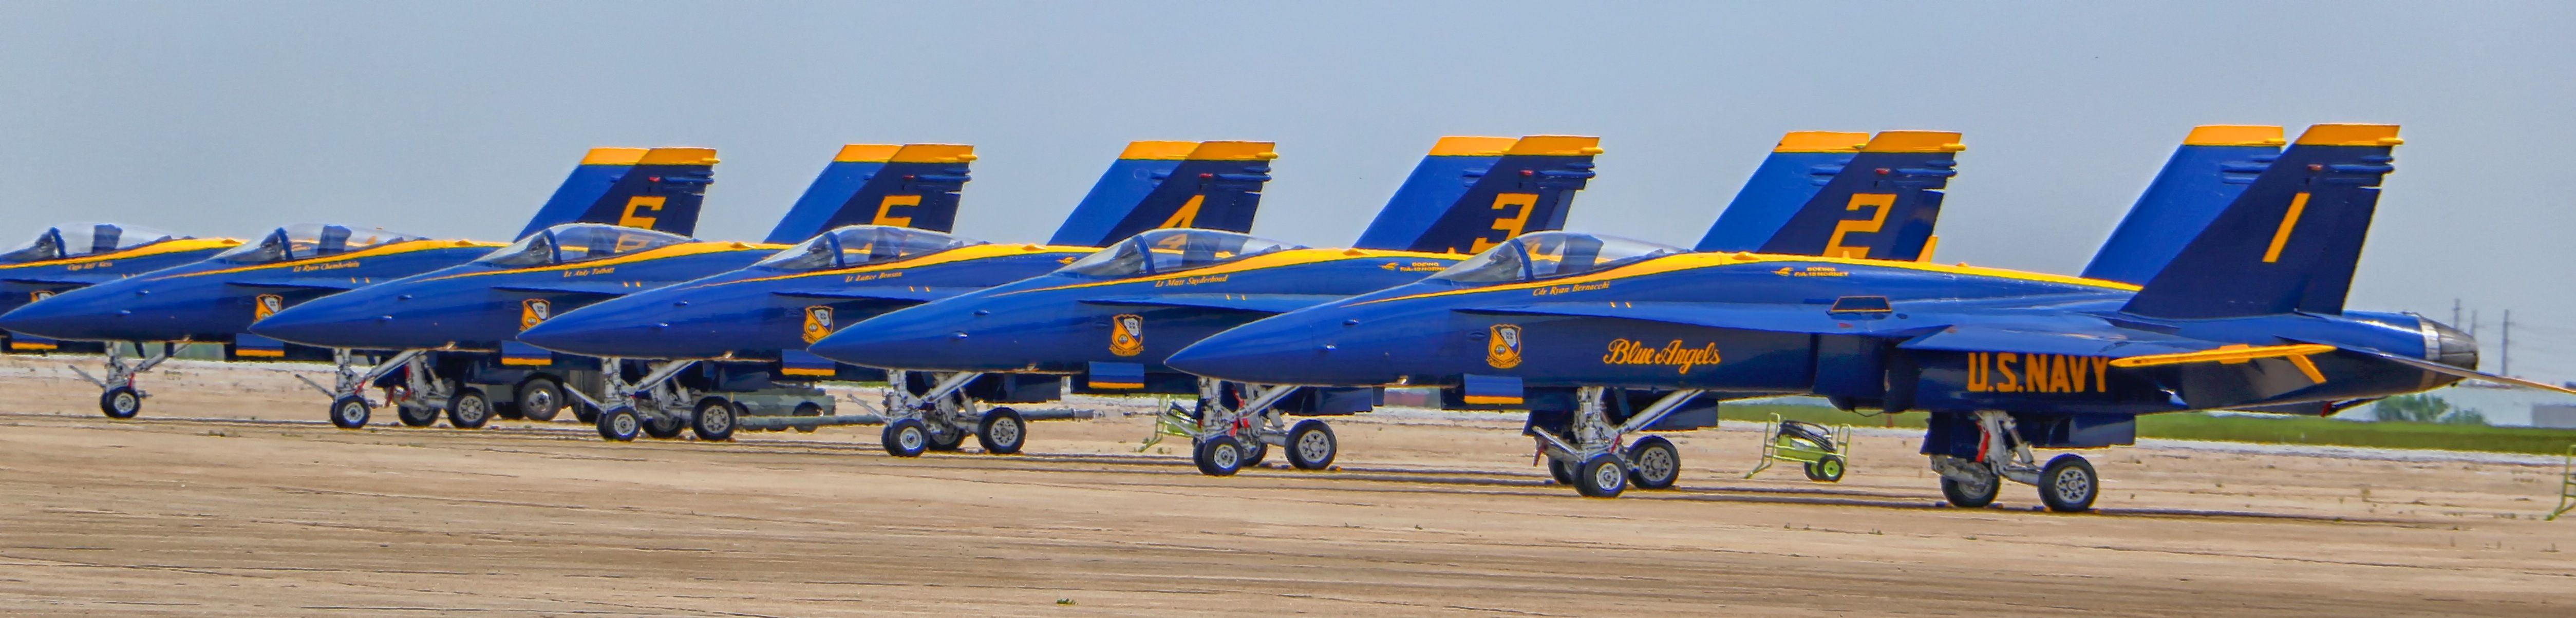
[1457,301,1923,334]
[229,280,367,292]
[772,288,961,303]
[490,282,636,297]
[1900,322,2225,358]
[1081,293,1343,314]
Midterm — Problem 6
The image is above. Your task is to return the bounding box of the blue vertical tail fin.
[515,147,718,239]
[2119,124,2401,319]
[1045,141,1276,247]
[1698,131,1962,260]
[2080,125,2286,284]
[761,144,975,243]
[1352,135,1602,253]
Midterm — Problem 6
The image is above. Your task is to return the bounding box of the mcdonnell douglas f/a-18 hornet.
[0,147,713,419]
[514,140,1280,442]
[1172,124,2576,511]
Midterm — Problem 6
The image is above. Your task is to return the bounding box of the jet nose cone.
[0,297,94,339]
[807,312,962,368]
[1169,320,1322,383]
[250,297,376,348]
[1164,338,1262,381]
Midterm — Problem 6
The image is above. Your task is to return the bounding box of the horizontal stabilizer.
[2331,345,2576,396]
[1079,293,1344,314]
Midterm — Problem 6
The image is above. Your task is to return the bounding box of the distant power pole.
[2452,298,2461,329]
[2502,310,2513,377]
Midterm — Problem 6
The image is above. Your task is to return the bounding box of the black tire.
[1572,453,1628,498]
[1194,435,1246,477]
[1626,435,1681,490]
[690,398,736,442]
[1804,455,1847,483]
[100,386,142,419]
[1940,465,2000,508]
[329,395,371,429]
[882,419,930,457]
[446,388,493,429]
[925,424,967,451]
[1803,453,1844,484]
[1284,419,1337,470]
[516,377,564,422]
[1547,458,1577,485]
[2037,454,2098,513]
[1778,420,1837,453]
[397,402,439,428]
[596,405,642,442]
[573,401,600,424]
[641,413,685,439]
[976,407,1026,455]
[791,402,822,433]
[1240,440,1268,467]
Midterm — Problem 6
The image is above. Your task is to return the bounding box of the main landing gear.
[591,360,724,442]
[1927,411,2099,512]
[1156,379,1338,477]
[68,342,168,419]
[876,370,1024,457]
[1530,387,1708,498]
[294,349,429,429]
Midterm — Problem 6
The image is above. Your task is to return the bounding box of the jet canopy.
[1058,229,1304,278]
[214,224,431,264]
[755,225,985,272]
[477,223,691,267]
[1431,231,1684,284]
[0,223,182,264]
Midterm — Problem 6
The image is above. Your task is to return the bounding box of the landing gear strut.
[294,349,424,429]
[1527,387,1706,498]
[1155,379,1337,477]
[878,370,1017,456]
[1928,411,2098,512]
[69,342,168,419]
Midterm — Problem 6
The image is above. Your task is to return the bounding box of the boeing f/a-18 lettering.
[1172,125,2571,511]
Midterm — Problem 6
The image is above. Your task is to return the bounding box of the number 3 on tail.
[1469,192,1539,253]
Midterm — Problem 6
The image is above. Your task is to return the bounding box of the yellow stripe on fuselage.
[0,238,242,271]
[1355,252,2139,306]
[1006,247,1464,296]
[706,244,1099,287]
[422,241,787,282]
[160,239,503,279]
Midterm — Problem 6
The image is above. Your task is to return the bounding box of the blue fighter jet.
[1172,124,2563,510]
[2,225,242,355]
[810,135,1609,464]
[0,147,714,419]
[514,140,1281,442]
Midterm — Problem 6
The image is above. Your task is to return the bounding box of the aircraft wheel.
[1572,453,1628,498]
[925,424,967,451]
[573,401,600,424]
[2038,454,2098,513]
[516,377,564,422]
[329,396,372,430]
[976,407,1026,455]
[1284,419,1337,470]
[641,413,685,439]
[1547,458,1577,485]
[1940,465,2000,508]
[1240,440,1268,467]
[882,419,929,457]
[596,405,642,442]
[397,403,439,428]
[1626,435,1681,490]
[1804,455,1847,483]
[690,398,736,442]
[100,386,142,419]
[792,402,822,433]
[1193,435,1246,477]
[446,388,493,429]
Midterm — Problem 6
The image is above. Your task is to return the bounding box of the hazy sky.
[6,2,2574,376]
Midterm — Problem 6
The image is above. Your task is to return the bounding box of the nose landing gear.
[69,342,168,419]
[1928,411,2098,512]
[1155,379,1338,477]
